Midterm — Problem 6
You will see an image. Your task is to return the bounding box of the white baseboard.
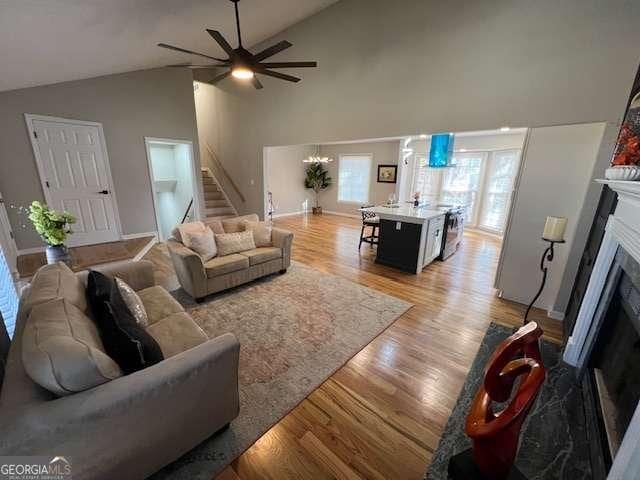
[17,246,45,256]
[133,237,158,262]
[322,210,361,219]
[547,309,565,321]
[271,210,307,219]
[122,231,158,241]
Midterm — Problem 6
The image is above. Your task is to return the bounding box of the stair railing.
[181,199,194,224]
[204,143,246,204]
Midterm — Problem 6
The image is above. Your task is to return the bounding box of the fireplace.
[564,179,640,478]
[582,248,640,476]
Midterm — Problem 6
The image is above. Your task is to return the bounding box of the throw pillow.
[215,230,256,256]
[182,228,217,261]
[88,274,163,374]
[115,277,149,327]
[222,214,260,233]
[203,218,225,235]
[242,220,273,247]
[173,221,207,243]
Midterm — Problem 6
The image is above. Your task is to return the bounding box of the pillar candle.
[542,216,567,242]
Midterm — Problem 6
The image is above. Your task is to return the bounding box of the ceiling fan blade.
[251,76,264,90]
[166,63,228,69]
[158,43,227,62]
[253,40,293,62]
[259,69,301,83]
[207,70,232,84]
[259,62,317,68]
[206,29,235,56]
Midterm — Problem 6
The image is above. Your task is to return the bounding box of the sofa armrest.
[272,227,293,269]
[0,333,240,479]
[75,259,155,291]
[166,239,207,298]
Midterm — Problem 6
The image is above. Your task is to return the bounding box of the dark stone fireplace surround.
[564,179,640,478]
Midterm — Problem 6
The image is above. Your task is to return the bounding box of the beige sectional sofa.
[0,260,240,480]
[167,214,294,301]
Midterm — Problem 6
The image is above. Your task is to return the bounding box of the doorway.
[25,114,122,247]
[145,138,200,241]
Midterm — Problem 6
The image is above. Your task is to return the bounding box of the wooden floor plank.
[143,213,562,479]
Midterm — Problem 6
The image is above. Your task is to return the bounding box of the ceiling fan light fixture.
[231,66,254,79]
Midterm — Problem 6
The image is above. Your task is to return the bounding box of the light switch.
[249,179,255,186]
[396,221,401,230]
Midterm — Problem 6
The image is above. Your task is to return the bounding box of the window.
[411,149,521,235]
[441,152,486,223]
[0,247,18,338]
[477,150,520,233]
[338,154,372,204]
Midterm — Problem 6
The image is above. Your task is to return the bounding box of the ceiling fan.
[158,0,317,89]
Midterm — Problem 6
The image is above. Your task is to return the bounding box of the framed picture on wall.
[377,165,397,183]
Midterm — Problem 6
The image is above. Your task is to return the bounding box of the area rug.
[151,261,412,479]
[425,323,591,480]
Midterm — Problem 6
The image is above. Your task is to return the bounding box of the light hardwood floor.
[144,213,561,480]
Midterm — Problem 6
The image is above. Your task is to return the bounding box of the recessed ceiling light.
[459,148,467,152]
[500,126,511,132]
[419,134,427,139]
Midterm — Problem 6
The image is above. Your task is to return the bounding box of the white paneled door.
[27,116,120,246]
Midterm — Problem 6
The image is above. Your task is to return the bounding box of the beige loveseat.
[167,214,294,301]
[0,260,240,480]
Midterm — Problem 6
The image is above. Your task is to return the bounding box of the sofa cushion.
[203,218,225,235]
[25,262,87,313]
[22,298,122,396]
[171,221,207,243]
[242,220,273,248]
[222,214,260,233]
[137,286,185,325]
[205,254,250,278]
[215,231,256,257]
[92,281,164,374]
[146,312,208,358]
[241,247,283,266]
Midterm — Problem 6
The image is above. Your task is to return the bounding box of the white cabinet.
[423,214,445,267]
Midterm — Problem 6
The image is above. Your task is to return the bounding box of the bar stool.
[359,206,380,249]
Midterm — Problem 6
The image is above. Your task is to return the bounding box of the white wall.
[264,144,315,216]
[496,122,607,315]
[318,140,400,215]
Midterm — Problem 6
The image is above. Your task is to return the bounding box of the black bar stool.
[359,206,379,249]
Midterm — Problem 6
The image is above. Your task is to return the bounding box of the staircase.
[200,169,237,221]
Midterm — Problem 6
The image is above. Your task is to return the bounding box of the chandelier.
[302,145,333,163]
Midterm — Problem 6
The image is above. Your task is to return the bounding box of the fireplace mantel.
[563,179,640,479]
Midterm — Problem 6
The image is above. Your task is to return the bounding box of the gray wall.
[318,140,400,215]
[264,144,315,216]
[0,68,200,250]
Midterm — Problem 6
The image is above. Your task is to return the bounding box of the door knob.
[97,190,109,195]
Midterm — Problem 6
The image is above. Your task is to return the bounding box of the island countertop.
[364,204,447,224]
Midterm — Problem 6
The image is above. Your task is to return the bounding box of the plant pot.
[312,206,323,215]
[46,245,71,267]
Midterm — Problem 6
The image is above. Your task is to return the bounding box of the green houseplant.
[28,201,76,265]
[304,162,332,214]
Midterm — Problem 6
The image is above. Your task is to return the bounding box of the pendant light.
[303,145,333,163]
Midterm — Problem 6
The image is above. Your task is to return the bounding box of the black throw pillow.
[87,272,163,374]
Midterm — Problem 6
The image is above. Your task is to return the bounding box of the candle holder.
[523,238,565,324]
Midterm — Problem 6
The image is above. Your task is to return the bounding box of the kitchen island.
[364,204,447,274]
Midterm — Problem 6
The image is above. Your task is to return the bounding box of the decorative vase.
[46,245,72,267]
[605,165,640,181]
[312,206,323,215]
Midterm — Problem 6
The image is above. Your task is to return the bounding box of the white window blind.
[441,152,486,223]
[338,154,372,204]
[412,154,442,205]
[0,247,18,338]
[477,150,520,233]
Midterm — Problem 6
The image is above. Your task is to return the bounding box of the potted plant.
[28,201,76,266]
[304,162,332,214]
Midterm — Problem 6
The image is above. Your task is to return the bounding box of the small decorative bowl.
[605,165,640,181]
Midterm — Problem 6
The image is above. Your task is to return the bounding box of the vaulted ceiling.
[0,0,338,92]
